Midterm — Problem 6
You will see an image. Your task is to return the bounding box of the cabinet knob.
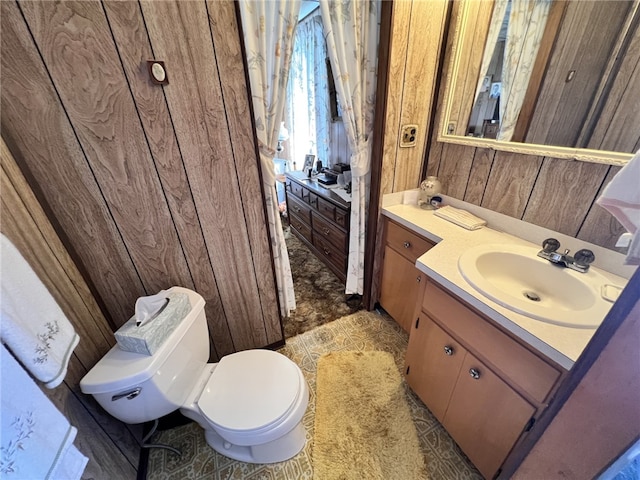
[469,368,481,380]
[416,275,422,283]
[443,345,454,356]
[323,228,330,236]
[404,241,411,249]
[323,248,331,256]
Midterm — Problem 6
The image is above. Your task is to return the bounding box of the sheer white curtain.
[285,10,331,170]
[239,1,300,316]
[498,0,551,141]
[320,0,380,295]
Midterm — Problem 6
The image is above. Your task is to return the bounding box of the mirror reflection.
[442,0,639,161]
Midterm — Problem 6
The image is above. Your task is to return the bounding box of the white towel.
[434,205,487,230]
[1,344,88,479]
[0,234,80,388]
[596,150,640,265]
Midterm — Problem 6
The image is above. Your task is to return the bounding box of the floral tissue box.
[115,292,191,356]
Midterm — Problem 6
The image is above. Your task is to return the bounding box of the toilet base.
[204,421,306,463]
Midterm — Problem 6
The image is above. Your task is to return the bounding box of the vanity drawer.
[288,195,311,225]
[313,236,347,274]
[422,281,562,403]
[312,212,348,252]
[289,213,312,243]
[386,220,434,263]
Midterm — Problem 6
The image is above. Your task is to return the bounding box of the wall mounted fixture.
[147,61,169,85]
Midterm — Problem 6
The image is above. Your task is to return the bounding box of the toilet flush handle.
[112,387,142,401]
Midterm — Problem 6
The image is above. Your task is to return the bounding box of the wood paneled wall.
[1,139,140,478]
[1,0,282,367]
[380,0,450,195]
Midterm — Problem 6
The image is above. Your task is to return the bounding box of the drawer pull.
[404,241,411,249]
[416,275,422,283]
[443,345,454,356]
[323,248,331,256]
[323,228,330,236]
[294,206,301,213]
[469,368,481,380]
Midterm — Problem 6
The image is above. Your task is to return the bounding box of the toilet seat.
[198,350,302,435]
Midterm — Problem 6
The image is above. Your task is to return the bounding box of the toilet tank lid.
[80,287,205,395]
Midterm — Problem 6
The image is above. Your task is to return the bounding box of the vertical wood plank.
[463,147,495,205]
[577,167,627,250]
[206,0,282,345]
[103,1,232,359]
[522,158,609,236]
[1,0,142,325]
[393,0,449,192]
[19,0,193,295]
[481,151,543,219]
[437,143,475,199]
[140,0,269,350]
[380,0,412,196]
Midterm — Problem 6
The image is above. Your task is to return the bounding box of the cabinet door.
[379,246,424,331]
[405,314,465,422]
[443,352,536,479]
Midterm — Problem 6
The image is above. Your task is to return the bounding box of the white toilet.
[80,287,309,464]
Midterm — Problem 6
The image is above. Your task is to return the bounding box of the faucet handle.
[542,238,561,253]
[574,249,595,267]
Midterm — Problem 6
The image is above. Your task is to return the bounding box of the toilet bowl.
[79,287,309,463]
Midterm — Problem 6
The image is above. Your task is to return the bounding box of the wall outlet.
[399,124,418,148]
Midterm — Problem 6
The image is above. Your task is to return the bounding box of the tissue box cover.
[115,292,191,356]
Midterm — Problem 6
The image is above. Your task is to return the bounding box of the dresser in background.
[285,171,351,283]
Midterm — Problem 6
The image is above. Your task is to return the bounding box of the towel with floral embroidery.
[0,234,79,388]
[1,344,87,478]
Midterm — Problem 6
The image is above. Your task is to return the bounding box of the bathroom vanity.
[378,219,434,332]
[379,194,630,479]
[406,280,563,479]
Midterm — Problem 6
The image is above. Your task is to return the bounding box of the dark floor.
[281,226,361,338]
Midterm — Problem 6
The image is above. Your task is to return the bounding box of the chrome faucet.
[537,238,595,273]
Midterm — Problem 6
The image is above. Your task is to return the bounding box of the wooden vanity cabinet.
[406,280,565,479]
[379,219,434,331]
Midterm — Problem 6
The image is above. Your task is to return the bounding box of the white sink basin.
[458,243,614,328]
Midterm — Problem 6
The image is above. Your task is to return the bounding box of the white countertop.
[382,200,630,370]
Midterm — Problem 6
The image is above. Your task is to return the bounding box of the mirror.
[439,0,639,166]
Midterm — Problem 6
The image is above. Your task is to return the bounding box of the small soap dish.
[601,284,623,303]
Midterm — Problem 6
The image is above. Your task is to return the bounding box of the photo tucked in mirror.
[440,0,640,164]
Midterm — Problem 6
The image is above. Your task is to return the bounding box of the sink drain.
[523,291,541,302]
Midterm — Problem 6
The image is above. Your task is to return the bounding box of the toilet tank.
[80,287,210,424]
